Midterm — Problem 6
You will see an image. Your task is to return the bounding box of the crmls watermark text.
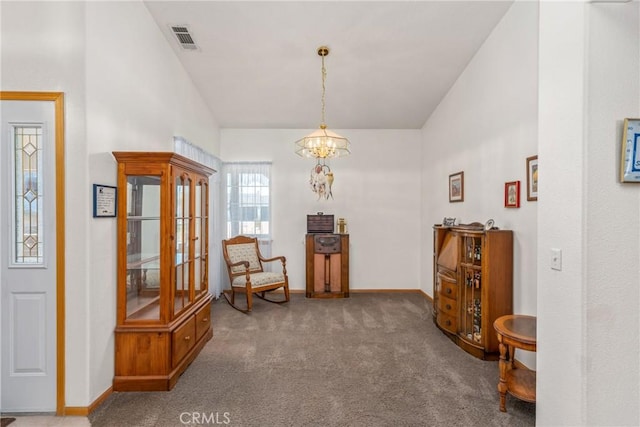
[179,412,231,425]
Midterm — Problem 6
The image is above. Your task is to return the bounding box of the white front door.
[0,100,57,412]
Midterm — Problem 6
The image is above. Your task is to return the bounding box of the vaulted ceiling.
[144,1,513,129]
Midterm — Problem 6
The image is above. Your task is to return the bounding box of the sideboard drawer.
[440,279,457,300]
[438,312,457,334]
[195,304,211,341]
[438,295,457,317]
[172,316,196,367]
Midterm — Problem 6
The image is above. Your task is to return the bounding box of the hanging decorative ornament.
[310,160,334,200]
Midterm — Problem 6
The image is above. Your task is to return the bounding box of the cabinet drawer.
[438,295,457,317]
[440,280,457,300]
[195,305,211,341]
[172,316,196,367]
[438,312,457,334]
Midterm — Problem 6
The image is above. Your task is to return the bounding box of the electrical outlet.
[550,248,562,271]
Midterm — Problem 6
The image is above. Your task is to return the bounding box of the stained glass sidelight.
[13,126,44,264]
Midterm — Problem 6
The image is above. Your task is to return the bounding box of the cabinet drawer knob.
[445,320,451,326]
[446,288,452,294]
[184,335,191,341]
[446,304,452,310]
[201,318,208,323]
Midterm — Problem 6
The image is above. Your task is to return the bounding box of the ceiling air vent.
[170,25,198,51]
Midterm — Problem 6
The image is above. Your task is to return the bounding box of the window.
[12,125,44,265]
[223,163,271,239]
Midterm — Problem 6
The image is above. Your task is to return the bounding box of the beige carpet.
[90,292,535,426]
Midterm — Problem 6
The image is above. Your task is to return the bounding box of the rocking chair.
[222,235,290,312]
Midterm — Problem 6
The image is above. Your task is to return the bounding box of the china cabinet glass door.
[125,176,161,321]
[460,234,482,344]
[194,179,208,298]
[174,171,192,317]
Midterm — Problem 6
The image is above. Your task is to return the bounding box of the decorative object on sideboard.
[442,217,456,226]
[337,217,348,234]
[449,171,464,202]
[526,155,538,201]
[484,219,495,230]
[307,212,335,234]
[504,181,520,208]
[295,46,351,160]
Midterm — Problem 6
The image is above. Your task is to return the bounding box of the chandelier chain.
[321,53,327,127]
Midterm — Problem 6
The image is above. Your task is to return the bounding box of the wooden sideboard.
[433,224,513,359]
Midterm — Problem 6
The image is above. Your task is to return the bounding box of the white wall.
[221,129,422,292]
[1,0,220,408]
[85,1,220,405]
[538,1,640,426]
[420,1,538,368]
[1,0,90,409]
[537,2,587,423]
[585,4,639,424]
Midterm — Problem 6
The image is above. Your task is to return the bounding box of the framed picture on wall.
[93,184,117,217]
[504,181,520,208]
[449,171,464,203]
[526,155,538,201]
[620,118,640,182]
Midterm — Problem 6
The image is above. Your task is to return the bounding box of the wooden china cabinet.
[112,152,215,391]
[433,223,513,360]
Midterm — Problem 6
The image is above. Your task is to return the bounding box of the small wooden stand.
[493,315,537,412]
[305,234,349,298]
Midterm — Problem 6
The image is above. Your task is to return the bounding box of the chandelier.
[295,46,351,159]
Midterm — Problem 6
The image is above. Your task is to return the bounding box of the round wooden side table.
[493,314,537,412]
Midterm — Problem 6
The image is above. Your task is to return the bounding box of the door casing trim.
[0,91,65,415]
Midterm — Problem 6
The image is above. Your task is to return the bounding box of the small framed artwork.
[93,184,117,218]
[526,155,538,201]
[504,181,520,208]
[620,118,640,182]
[449,171,464,203]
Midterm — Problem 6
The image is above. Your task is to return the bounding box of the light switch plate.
[551,248,562,271]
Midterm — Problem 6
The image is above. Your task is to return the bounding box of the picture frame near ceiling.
[449,171,464,203]
[620,118,640,183]
[504,181,520,208]
[526,155,538,201]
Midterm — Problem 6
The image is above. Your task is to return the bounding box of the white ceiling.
[144,1,513,130]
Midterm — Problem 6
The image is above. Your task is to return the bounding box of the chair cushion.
[227,243,261,273]
[232,272,285,288]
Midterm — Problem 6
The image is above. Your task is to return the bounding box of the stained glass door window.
[12,126,44,265]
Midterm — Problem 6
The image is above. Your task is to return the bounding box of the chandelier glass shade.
[295,125,350,159]
[295,46,351,159]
